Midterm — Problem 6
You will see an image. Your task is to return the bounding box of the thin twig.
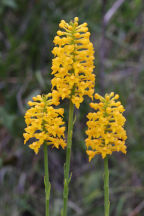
[128,200,144,216]
[104,0,126,24]
[99,0,107,92]
[68,201,83,215]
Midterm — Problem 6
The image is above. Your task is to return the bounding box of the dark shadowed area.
[0,0,144,215]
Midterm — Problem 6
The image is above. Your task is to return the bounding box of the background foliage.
[0,0,144,215]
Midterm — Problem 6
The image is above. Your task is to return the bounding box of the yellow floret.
[85,92,127,161]
[51,17,95,109]
[23,94,66,154]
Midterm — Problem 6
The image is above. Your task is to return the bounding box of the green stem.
[63,100,74,216]
[44,143,51,216]
[104,156,110,216]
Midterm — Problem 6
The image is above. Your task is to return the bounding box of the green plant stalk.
[104,156,110,216]
[44,143,51,216]
[63,100,74,216]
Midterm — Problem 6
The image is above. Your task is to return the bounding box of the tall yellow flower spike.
[85,92,127,161]
[51,17,95,109]
[23,94,66,154]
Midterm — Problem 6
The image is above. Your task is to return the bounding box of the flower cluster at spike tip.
[51,17,95,109]
[85,92,127,161]
[23,94,66,154]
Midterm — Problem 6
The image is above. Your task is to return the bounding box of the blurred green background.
[0,0,144,215]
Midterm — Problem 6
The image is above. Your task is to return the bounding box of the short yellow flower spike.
[23,94,66,154]
[51,17,95,109]
[85,92,127,161]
